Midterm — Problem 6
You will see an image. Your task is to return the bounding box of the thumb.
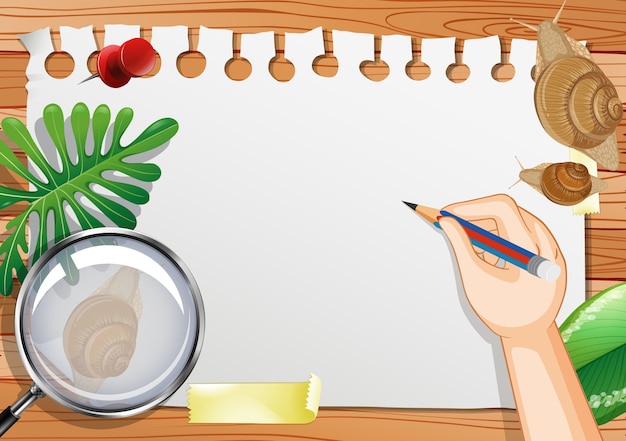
[439,216,483,271]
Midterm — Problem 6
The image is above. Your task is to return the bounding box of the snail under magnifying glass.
[515,160,607,206]
[63,266,142,392]
[511,0,623,170]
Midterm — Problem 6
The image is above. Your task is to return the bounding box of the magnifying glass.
[0,228,204,436]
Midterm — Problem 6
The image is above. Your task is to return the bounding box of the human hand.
[439,194,566,338]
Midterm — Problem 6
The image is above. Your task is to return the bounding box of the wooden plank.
[0,52,28,110]
[1,0,626,52]
[0,384,622,441]
[0,285,26,379]
[587,226,626,280]
[0,382,534,441]
[0,108,25,121]
[587,279,625,298]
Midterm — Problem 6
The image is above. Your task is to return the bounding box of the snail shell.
[541,161,591,205]
[512,1,622,170]
[519,161,608,206]
[63,295,138,378]
[535,56,623,151]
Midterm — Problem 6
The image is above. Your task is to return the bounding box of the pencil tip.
[402,201,417,211]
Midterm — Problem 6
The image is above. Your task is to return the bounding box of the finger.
[443,194,535,251]
[466,217,500,259]
[520,208,567,276]
[443,219,508,268]
[439,216,499,276]
[481,249,502,266]
[469,217,499,235]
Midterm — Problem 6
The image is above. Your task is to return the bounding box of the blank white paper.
[21,25,585,409]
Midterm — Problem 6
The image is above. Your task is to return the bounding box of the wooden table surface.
[1,1,626,439]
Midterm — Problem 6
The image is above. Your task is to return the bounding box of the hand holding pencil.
[408,193,600,440]
[430,194,566,336]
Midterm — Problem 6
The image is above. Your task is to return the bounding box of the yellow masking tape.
[188,373,321,424]
[570,149,600,215]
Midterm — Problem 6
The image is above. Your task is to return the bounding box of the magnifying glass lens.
[16,231,203,416]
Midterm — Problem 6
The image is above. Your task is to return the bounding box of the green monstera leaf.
[560,282,626,425]
[0,102,178,295]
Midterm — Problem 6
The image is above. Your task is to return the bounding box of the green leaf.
[43,103,71,181]
[560,282,626,425]
[0,102,178,295]
[70,102,90,167]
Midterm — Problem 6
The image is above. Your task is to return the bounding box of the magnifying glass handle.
[0,383,45,437]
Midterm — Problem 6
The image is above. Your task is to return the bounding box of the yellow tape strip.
[570,149,600,215]
[188,374,321,424]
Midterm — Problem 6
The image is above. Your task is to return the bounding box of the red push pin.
[80,38,156,88]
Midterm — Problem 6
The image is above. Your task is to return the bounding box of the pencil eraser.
[536,260,561,282]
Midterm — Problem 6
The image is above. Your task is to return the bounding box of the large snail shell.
[535,56,623,150]
[63,295,138,378]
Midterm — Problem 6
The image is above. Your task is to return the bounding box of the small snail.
[518,161,607,206]
[512,0,623,170]
[63,266,142,391]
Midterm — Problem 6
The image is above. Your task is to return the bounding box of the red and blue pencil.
[403,201,561,282]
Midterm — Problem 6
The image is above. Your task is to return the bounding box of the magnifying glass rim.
[14,227,205,418]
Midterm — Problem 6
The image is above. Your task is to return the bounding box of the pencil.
[402,201,561,282]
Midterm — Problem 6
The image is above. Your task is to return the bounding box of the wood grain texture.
[1,0,626,52]
[0,380,537,441]
[1,1,626,439]
[0,378,625,441]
